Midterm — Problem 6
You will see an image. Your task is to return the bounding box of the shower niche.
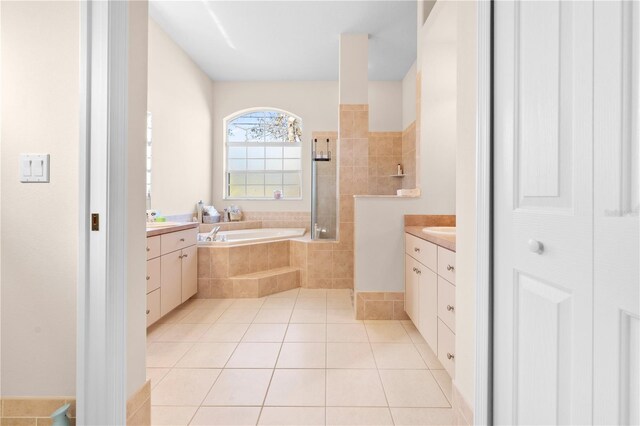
[311,135,338,240]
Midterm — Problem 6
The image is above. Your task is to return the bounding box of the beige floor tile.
[146,368,170,389]
[229,298,266,309]
[268,288,300,298]
[415,343,444,369]
[378,370,450,408]
[365,322,412,343]
[264,369,325,406]
[258,407,325,425]
[203,369,273,406]
[150,406,197,426]
[152,368,221,406]
[253,308,293,324]
[327,297,353,309]
[295,297,327,310]
[390,407,455,425]
[175,342,237,368]
[199,323,250,342]
[157,308,192,324]
[290,308,327,323]
[187,298,234,310]
[276,343,326,368]
[326,369,387,407]
[178,308,225,324]
[326,343,376,369]
[190,407,261,425]
[217,308,259,323]
[326,407,394,425]
[326,323,368,342]
[146,322,173,343]
[261,297,296,310]
[430,370,453,402]
[370,343,428,369]
[400,320,427,344]
[154,323,211,342]
[298,288,327,298]
[327,308,361,324]
[284,323,326,342]
[146,342,193,368]
[242,323,287,342]
[226,342,282,368]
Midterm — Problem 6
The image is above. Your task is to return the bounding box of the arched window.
[225,109,302,200]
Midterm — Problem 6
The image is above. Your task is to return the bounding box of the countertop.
[405,226,456,252]
[146,222,199,237]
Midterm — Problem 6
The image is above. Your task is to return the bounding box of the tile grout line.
[363,322,395,426]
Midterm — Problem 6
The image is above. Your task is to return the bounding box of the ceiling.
[149,1,417,81]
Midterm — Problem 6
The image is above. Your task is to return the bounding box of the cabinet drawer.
[146,288,161,327]
[161,228,198,255]
[437,319,455,377]
[437,277,456,330]
[146,257,161,293]
[146,236,161,260]
[405,233,437,272]
[437,247,456,284]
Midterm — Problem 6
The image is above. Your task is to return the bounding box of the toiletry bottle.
[397,164,403,175]
[196,200,204,223]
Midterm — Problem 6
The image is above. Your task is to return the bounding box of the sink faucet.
[205,226,221,241]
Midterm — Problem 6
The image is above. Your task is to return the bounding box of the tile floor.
[147,288,454,426]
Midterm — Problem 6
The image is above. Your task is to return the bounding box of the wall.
[147,18,214,216]
[420,1,457,213]
[402,61,417,129]
[210,81,403,213]
[455,0,477,414]
[1,0,78,396]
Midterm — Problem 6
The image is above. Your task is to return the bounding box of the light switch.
[19,154,50,183]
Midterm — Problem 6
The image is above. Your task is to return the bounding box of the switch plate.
[19,154,50,183]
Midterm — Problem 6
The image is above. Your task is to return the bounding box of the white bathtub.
[197,228,306,246]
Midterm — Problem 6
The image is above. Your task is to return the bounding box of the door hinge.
[91,213,99,231]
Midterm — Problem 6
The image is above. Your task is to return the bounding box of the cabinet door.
[160,251,182,315]
[146,288,161,327]
[181,245,197,302]
[418,266,438,352]
[404,255,420,324]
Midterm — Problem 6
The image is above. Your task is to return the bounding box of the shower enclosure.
[311,135,338,240]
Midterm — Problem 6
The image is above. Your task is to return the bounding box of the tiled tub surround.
[368,132,404,196]
[353,215,456,321]
[146,288,455,426]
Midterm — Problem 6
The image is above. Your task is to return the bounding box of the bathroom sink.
[146,221,181,228]
[422,226,456,236]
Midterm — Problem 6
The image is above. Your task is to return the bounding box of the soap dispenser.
[196,200,204,223]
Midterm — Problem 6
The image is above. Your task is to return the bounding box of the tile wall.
[368,132,404,195]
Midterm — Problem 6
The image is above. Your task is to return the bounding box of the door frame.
[77,1,129,424]
[475,1,493,424]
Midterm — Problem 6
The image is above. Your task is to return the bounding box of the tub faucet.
[205,226,221,241]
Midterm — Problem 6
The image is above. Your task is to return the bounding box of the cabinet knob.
[415,268,421,275]
[447,352,455,360]
[146,276,150,281]
[146,309,150,315]
[146,247,150,252]
[414,247,420,253]
[528,239,544,254]
[446,264,454,271]
[180,238,185,242]
[182,253,188,258]
[446,305,455,312]
[178,255,183,259]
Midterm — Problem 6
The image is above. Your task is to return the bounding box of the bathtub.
[197,228,306,246]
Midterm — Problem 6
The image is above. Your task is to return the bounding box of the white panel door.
[494,1,594,424]
[593,1,640,424]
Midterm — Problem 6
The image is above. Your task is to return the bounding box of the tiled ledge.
[355,291,409,320]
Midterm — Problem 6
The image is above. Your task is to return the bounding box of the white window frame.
[223,107,303,201]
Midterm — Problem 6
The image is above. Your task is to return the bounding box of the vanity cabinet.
[146,226,198,326]
[405,232,456,377]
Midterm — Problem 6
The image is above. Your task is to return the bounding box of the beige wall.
[368,81,403,132]
[147,18,214,216]
[1,1,78,396]
[455,0,477,411]
[402,61,417,129]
